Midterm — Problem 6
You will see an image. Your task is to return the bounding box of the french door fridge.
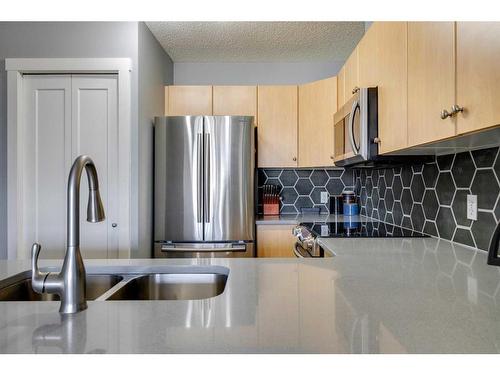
[154,116,255,258]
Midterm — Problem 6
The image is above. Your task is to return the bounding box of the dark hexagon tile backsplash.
[353,146,500,251]
[258,168,355,214]
[259,146,500,251]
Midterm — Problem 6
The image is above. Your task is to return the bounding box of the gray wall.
[0,60,5,259]
[0,22,142,259]
[137,22,174,258]
[173,61,344,85]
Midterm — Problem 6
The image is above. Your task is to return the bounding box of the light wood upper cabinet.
[165,85,213,115]
[212,85,257,119]
[407,22,456,147]
[337,66,345,108]
[257,224,296,258]
[164,23,500,162]
[343,47,359,105]
[257,85,298,168]
[298,77,337,167]
[357,23,378,88]
[456,22,500,135]
[337,46,359,108]
[374,22,408,154]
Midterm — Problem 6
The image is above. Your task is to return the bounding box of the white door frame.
[6,58,132,260]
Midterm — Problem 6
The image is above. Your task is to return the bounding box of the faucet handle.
[31,243,47,294]
[487,222,500,266]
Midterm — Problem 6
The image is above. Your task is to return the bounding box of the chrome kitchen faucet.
[31,155,105,314]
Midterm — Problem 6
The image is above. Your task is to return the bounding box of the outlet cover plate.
[467,194,477,221]
[320,191,329,204]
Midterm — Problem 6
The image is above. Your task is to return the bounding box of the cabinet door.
[257,86,298,167]
[357,23,378,88]
[344,47,359,104]
[213,85,257,118]
[408,22,455,147]
[298,77,337,167]
[456,22,500,135]
[166,85,212,115]
[257,224,296,257]
[375,22,408,154]
[337,65,345,108]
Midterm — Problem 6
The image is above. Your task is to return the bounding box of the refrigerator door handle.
[204,133,211,223]
[197,133,203,223]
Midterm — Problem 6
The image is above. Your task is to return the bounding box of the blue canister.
[342,190,359,216]
[343,203,359,216]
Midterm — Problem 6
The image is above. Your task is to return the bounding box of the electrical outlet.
[320,191,329,204]
[321,225,330,236]
[467,194,478,221]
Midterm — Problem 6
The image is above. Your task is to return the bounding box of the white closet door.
[72,75,119,259]
[22,75,72,258]
[22,74,119,259]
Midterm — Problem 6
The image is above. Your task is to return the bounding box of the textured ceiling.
[146,22,366,63]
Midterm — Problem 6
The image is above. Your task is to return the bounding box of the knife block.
[262,184,281,216]
[263,202,280,216]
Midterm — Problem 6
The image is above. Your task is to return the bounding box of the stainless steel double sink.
[0,267,229,302]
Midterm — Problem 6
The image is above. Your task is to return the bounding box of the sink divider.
[94,275,141,301]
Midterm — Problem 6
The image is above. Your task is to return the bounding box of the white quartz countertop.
[1,237,500,353]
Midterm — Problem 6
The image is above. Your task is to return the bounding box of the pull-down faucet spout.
[32,155,105,314]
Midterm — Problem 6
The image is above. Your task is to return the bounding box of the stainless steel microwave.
[333,87,379,167]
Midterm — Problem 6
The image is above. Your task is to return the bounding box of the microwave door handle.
[348,99,359,155]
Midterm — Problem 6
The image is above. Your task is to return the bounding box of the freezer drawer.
[154,242,255,258]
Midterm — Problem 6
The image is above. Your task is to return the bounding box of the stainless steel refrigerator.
[154,116,255,258]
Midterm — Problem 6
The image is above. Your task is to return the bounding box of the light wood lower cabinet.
[165,85,213,115]
[257,85,298,167]
[407,22,456,147]
[456,22,500,135]
[256,224,296,258]
[212,85,257,118]
[298,76,337,167]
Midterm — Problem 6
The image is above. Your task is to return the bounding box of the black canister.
[329,195,343,214]
[342,190,356,204]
